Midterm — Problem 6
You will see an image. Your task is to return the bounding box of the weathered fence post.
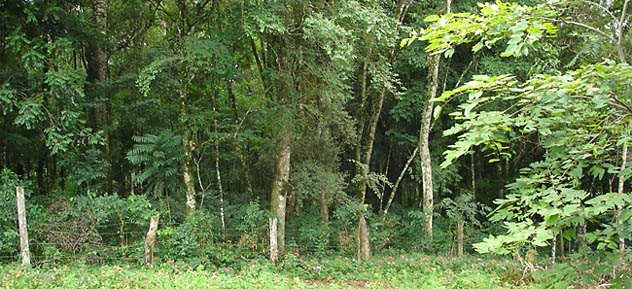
[456,221,464,259]
[16,186,30,267]
[144,215,159,265]
[269,217,278,262]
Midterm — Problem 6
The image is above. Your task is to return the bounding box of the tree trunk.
[352,0,413,261]
[182,130,196,215]
[617,125,628,251]
[85,0,112,193]
[319,191,329,224]
[471,153,476,199]
[419,0,451,248]
[551,236,557,264]
[269,217,278,262]
[213,93,226,240]
[353,54,372,261]
[215,126,226,240]
[383,147,418,216]
[180,84,196,215]
[270,134,290,260]
[420,53,438,245]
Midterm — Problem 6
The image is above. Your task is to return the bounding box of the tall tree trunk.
[471,153,476,199]
[419,0,451,248]
[319,191,329,224]
[353,56,372,261]
[85,0,112,193]
[227,83,254,203]
[617,125,628,251]
[317,119,329,225]
[180,87,196,215]
[353,0,412,261]
[270,134,290,261]
[213,93,226,240]
[420,53,438,245]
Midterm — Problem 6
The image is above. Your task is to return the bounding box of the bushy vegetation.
[0,253,538,289]
[1,0,631,287]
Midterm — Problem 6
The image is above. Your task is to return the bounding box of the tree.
[412,0,631,258]
[244,0,360,261]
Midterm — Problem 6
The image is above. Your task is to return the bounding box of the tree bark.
[270,134,290,260]
[16,186,30,268]
[419,0,451,247]
[180,80,196,215]
[420,53,438,245]
[214,102,226,240]
[319,191,329,224]
[353,0,412,261]
[471,153,476,199]
[269,217,278,262]
[182,128,197,215]
[617,125,628,251]
[85,0,112,193]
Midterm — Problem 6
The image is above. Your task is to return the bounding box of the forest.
[0,0,631,288]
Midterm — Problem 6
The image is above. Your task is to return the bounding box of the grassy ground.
[0,253,536,288]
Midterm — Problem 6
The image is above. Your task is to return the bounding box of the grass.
[0,253,537,288]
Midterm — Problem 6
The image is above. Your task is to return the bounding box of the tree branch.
[543,17,615,42]
[572,0,618,23]
[617,0,630,63]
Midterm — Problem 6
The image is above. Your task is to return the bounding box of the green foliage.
[126,129,182,197]
[58,148,110,193]
[288,212,331,256]
[535,250,632,289]
[158,211,219,262]
[436,61,632,254]
[233,201,269,255]
[440,193,488,224]
[0,170,22,259]
[0,253,538,288]
[292,160,347,208]
[350,159,393,203]
[404,0,558,58]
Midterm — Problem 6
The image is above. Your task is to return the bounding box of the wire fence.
[0,222,437,266]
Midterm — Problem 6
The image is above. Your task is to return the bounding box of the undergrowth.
[0,253,535,289]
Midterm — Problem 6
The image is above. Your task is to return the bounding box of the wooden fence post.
[16,186,30,267]
[144,215,159,265]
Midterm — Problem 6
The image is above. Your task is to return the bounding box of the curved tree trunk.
[419,0,451,248]
[420,53,439,245]
[353,0,413,261]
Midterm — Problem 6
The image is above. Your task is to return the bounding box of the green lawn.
[0,254,537,288]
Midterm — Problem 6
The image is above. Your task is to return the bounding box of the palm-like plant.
[126,129,181,198]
